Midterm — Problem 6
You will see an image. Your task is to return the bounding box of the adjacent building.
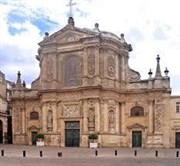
[11,17,180,148]
[0,71,12,144]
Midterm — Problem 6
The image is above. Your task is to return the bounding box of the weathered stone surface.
[10,18,180,148]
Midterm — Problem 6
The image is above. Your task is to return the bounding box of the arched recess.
[130,106,144,117]
[0,120,3,143]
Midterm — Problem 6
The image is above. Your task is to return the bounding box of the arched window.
[131,106,144,117]
[30,111,39,120]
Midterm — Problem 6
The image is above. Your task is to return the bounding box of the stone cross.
[66,0,76,17]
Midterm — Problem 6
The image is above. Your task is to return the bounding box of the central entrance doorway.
[132,131,142,147]
[175,132,180,148]
[65,121,80,147]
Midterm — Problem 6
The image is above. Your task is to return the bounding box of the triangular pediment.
[39,25,99,46]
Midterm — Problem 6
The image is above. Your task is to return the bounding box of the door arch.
[0,120,3,143]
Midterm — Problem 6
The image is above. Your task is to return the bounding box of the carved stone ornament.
[46,57,53,81]
[128,69,140,81]
[108,110,115,125]
[88,54,95,75]
[63,105,80,117]
[155,105,162,132]
[108,100,116,110]
[64,56,81,86]
[88,99,95,107]
[88,107,95,131]
[47,110,53,131]
[107,55,115,77]
[15,110,21,133]
[108,110,115,132]
[67,35,75,42]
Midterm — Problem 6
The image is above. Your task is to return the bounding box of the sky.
[0,0,180,95]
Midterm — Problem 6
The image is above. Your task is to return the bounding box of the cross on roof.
[66,0,76,17]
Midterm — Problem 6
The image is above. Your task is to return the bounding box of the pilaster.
[121,102,125,134]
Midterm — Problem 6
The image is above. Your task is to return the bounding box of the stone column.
[121,56,125,81]
[21,108,25,134]
[42,104,47,133]
[57,102,62,133]
[95,47,100,85]
[104,100,108,132]
[53,103,57,133]
[115,102,120,133]
[121,102,125,134]
[148,100,154,134]
[83,100,88,133]
[84,48,88,76]
[95,99,100,132]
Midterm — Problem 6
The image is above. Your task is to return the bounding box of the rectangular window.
[176,102,180,113]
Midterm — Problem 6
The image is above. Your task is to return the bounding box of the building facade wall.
[11,18,179,148]
[0,71,8,143]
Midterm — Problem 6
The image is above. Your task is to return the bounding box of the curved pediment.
[28,125,39,131]
[127,123,147,130]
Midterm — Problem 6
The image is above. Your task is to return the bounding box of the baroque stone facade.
[11,17,180,148]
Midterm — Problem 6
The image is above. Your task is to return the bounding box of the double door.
[65,121,80,147]
[176,132,180,148]
[132,131,142,148]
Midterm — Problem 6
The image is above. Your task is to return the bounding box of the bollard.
[155,150,158,157]
[58,152,62,157]
[1,150,4,156]
[115,150,117,156]
[176,151,179,158]
[95,150,98,156]
[134,150,137,157]
[23,150,26,157]
[40,150,43,157]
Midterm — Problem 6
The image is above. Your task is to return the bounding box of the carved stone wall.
[88,99,95,131]
[155,104,162,132]
[108,100,116,132]
[63,104,80,117]
[87,49,95,76]
[46,56,53,81]
[64,56,81,87]
[47,110,53,132]
[107,55,115,77]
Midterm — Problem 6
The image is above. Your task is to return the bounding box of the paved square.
[0,145,180,166]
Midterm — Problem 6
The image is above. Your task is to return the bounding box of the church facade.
[11,17,180,148]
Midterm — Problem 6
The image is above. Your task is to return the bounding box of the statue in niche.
[108,55,115,77]
[47,110,53,132]
[88,107,95,131]
[88,54,95,75]
[108,110,115,132]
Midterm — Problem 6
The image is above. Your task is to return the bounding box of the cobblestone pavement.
[0,145,180,166]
